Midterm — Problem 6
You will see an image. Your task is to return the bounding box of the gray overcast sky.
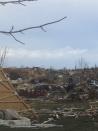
[0,0,98,68]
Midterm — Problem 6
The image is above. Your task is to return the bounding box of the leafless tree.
[78,57,89,69]
[0,0,67,44]
[0,47,7,67]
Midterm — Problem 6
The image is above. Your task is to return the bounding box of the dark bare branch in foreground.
[0,16,67,44]
[0,17,67,34]
[0,0,37,6]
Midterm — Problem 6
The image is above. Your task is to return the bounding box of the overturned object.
[0,109,63,129]
[0,109,31,127]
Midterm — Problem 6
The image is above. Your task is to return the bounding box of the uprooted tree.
[0,0,67,44]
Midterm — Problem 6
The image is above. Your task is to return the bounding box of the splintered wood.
[0,68,30,112]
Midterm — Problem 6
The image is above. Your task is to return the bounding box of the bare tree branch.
[10,33,25,44]
[0,0,37,6]
[0,16,67,44]
[0,17,67,34]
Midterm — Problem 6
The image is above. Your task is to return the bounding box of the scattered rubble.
[3,67,98,124]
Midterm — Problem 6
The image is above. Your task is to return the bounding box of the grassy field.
[1,117,98,131]
[1,99,98,131]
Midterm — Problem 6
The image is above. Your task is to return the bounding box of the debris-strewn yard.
[3,67,98,130]
[4,67,98,100]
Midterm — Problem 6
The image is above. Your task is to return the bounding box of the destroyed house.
[0,68,32,113]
